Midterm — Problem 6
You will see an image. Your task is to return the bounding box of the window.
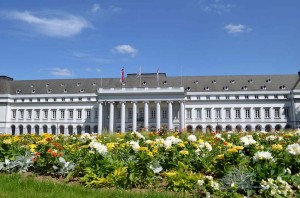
[62,98,65,101]
[187,109,192,119]
[78,98,82,101]
[53,98,57,102]
[245,109,250,119]
[77,110,82,119]
[151,110,156,119]
[52,110,57,119]
[95,110,98,119]
[284,95,288,99]
[245,95,249,99]
[12,110,16,119]
[47,89,52,93]
[69,110,73,119]
[87,97,91,101]
[43,110,48,119]
[206,109,211,119]
[223,86,229,91]
[216,96,220,100]
[284,108,289,118]
[206,96,210,100]
[70,98,73,101]
[197,96,201,100]
[140,109,144,119]
[265,95,269,99]
[235,109,241,119]
[235,96,239,100]
[60,110,65,119]
[216,109,221,119]
[27,110,32,119]
[225,109,231,119]
[274,95,278,99]
[86,110,91,119]
[117,110,121,119]
[255,109,260,119]
[187,96,191,100]
[162,110,167,119]
[35,110,40,119]
[20,110,24,119]
[274,108,280,118]
[265,109,270,118]
[129,109,133,119]
[196,109,201,119]
[255,95,259,99]
[226,95,230,100]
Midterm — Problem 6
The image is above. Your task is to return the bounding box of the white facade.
[0,74,300,135]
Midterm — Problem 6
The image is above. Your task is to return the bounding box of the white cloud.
[225,24,252,34]
[51,68,74,76]
[113,44,138,57]
[91,4,101,13]
[1,10,91,37]
[199,0,234,15]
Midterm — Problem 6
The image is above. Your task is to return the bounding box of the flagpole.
[139,67,142,87]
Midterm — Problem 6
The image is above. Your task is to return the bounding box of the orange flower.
[58,153,64,157]
[35,152,41,156]
[53,142,60,147]
[51,152,57,157]
[33,157,37,161]
[47,149,53,153]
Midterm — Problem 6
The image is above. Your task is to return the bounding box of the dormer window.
[185,87,191,91]
[230,80,235,84]
[212,80,217,84]
[47,89,52,93]
[242,86,248,90]
[194,81,199,84]
[32,89,36,93]
[163,81,167,85]
[64,89,68,93]
[77,82,81,86]
[248,79,253,83]
[92,82,96,86]
[30,84,34,88]
[266,79,271,83]
[261,85,267,90]
[223,86,229,91]
[80,88,85,93]
[60,83,64,87]
[16,89,21,94]
[142,81,146,85]
[46,84,49,87]
[204,86,209,91]
[279,85,286,90]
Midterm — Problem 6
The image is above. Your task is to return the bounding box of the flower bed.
[0,130,300,197]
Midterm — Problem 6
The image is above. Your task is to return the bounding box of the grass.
[0,174,188,198]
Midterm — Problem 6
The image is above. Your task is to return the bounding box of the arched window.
[245,125,252,132]
[225,125,232,132]
[59,125,65,135]
[11,125,16,135]
[265,125,272,132]
[51,125,56,135]
[68,125,73,135]
[43,125,48,133]
[187,125,193,133]
[19,125,23,135]
[35,125,39,135]
[235,125,242,132]
[27,125,31,134]
[85,125,91,134]
[77,125,82,135]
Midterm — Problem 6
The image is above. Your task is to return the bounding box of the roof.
[1,73,299,95]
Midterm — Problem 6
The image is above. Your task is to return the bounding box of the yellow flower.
[138,147,149,152]
[147,151,153,158]
[272,144,283,151]
[217,154,224,159]
[152,147,159,154]
[164,171,177,177]
[177,142,185,148]
[29,144,37,152]
[179,150,189,155]
[227,148,238,153]
[13,136,20,142]
[256,145,264,150]
[198,139,204,143]
[234,146,244,151]
[4,133,10,137]
[3,139,12,145]
[106,143,116,151]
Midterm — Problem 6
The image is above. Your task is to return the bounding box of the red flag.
[120,67,125,83]
[156,67,160,82]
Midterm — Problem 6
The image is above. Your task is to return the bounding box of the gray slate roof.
[0,73,299,95]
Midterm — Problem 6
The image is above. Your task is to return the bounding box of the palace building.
[0,72,300,135]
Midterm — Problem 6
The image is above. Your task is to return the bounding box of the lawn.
[0,174,186,198]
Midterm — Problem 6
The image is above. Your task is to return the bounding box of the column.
[179,101,185,132]
[98,102,103,134]
[156,101,161,131]
[109,102,114,134]
[121,102,126,133]
[132,102,137,132]
[168,101,173,130]
[144,101,149,131]
[250,107,255,122]
[91,108,95,123]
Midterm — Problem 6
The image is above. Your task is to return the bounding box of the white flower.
[131,131,145,140]
[205,175,213,180]
[89,141,108,155]
[286,143,300,155]
[150,165,163,174]
[253,151,273,162]
[240,135,257,146]
[187,134,197,142]
[214,133,225,141]
[197,179,204,187]
[145,140,153,144]
[198,142,212,152]
[165,136,182,145]
[129,141,140,152]
[285,168,291,175]
[266,135,278,141]
[210,181,219,190]
[163,140,173,149]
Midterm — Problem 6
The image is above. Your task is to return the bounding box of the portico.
[97,87,186,134]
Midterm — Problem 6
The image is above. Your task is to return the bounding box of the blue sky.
[0,0,299,80]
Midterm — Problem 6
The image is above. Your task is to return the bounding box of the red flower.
[35,152,41,156]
